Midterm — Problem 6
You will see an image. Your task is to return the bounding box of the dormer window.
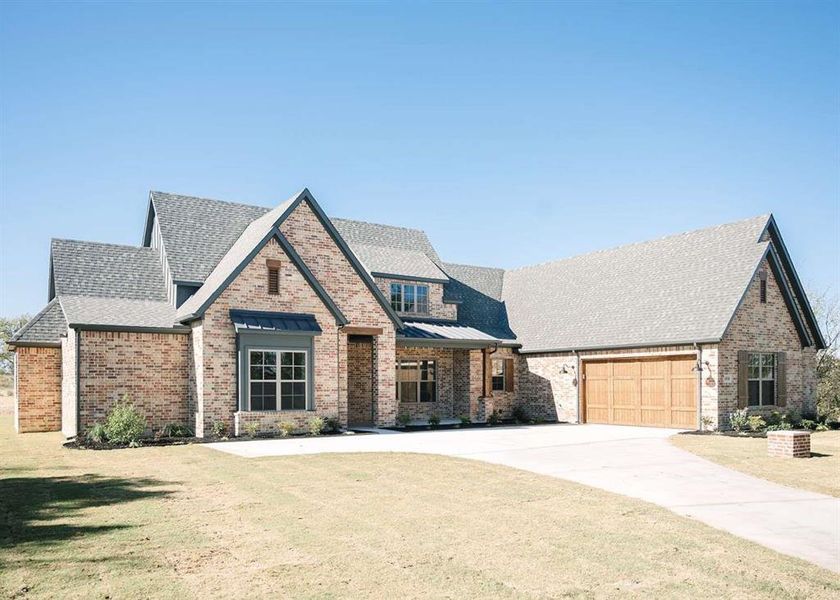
[390,283,429,314]
[267,260,281,295]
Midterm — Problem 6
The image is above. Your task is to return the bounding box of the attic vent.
[267,260,281,295]
[759,270,768,304]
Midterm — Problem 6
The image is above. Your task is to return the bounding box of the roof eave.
[516,338,722,355]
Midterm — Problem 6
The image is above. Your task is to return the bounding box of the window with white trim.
[396,360,436,402]
[249,350,307,410]
[747,352,775,406]
[390,283,429,314]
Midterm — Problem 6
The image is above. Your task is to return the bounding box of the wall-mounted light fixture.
[560,364,578,387]
[692,360,715,386]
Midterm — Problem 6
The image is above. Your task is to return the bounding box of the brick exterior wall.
[767,430,811,458]
[196,236,341,436]
[347,338,374,424]
[78,330,190,434]
[395,346,454,421]
[518,352,578,423]
[14,346,62,433]
[374,277,458,320]
[280,200,397,427]
[716,259,817,429]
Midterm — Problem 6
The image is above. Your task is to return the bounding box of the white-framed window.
[491,358,505,391]
[390,283,429,314]
[248,349,307,411]
[747,352,775,406]
[396,360,436,402]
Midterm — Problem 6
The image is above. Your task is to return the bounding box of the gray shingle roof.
[59,296,184,330]
[10,298,67,345]
[332,218,441,263]
[351,243,448,281]
[51,239,168,301]
[176,192,301,320]
[151,191,270,283]
[502,215,772,352]
[441,263,515,341]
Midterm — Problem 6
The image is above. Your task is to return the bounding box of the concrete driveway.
[207,423,840,572]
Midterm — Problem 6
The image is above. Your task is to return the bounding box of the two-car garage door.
[583,356,697,428]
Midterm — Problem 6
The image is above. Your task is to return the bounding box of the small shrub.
[277,420,296,437]
[487,410,501,426]
[701,415,715,432]
[785,409,802,428]
[211,419,229,439]
[767,421,793,432]
[323,417,341,434]
[815,423,829,432]
[728,409,749,433]
[103,397,147,445]
[86,423,108,444]
[766,411,783,427]
[308,416,325,436]
[243,422,259,437]
[459,415,471,426]
[511,406,529,424]
[747,415,766,432]
[428,414,441,428]
[800,419,817,431]
[163,422,192,438]
[396,413,412,428]
[532,416,545,425]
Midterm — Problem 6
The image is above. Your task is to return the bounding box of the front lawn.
[1,417,837,599]
[671,431,840,498]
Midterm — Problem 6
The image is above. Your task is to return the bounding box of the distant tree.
[811,289,839,422]
[0,315,31,375]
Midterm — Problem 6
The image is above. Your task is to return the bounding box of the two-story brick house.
[10,188,825,437]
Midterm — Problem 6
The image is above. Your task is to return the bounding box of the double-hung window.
[491,359,505,391]
[747,352,775,406]
[390,283,429,314]
[396,360,436,402]
[249,350,307,410]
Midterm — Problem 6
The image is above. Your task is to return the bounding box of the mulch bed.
[385,420,561,433]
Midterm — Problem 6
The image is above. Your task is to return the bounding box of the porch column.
[372,328,397,426]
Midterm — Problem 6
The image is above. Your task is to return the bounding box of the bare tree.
[811,289,839,421]
[0,315,32,375]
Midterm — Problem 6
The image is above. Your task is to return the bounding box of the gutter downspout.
[574,350,581,423]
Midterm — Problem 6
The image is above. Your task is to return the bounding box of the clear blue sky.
[1,1,838,316]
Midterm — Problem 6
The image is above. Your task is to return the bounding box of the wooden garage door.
[583,356,696,428]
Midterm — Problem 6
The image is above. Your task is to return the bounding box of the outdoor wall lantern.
[560,364,578,387]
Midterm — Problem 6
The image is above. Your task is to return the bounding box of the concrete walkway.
[207,423,840,572]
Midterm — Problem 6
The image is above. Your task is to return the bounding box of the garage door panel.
[584,356,697,428]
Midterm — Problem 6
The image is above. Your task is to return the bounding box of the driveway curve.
[207,423,840,572]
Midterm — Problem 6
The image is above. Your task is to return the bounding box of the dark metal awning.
[397,320,509,348]
[230,310,322,334]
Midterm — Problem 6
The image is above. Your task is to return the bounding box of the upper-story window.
[390,283,429,314]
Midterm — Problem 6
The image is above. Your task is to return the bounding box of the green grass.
[671,430,840,497]
[1,416,838,599]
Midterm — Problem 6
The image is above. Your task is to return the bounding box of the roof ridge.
[442,261,505,272]
[51,238,156,251]
[151,190,273,212]
[332,216,431,236]
[506,214,772,274]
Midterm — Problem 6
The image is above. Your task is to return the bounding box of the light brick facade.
[374,277,458,320]
[77,330,190,434]
[14,346,62,433]
[395,346,455,421]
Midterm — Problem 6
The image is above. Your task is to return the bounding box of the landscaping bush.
[396,413,411,428]
[428,414,440,428]
[308,416,325,436]
[162,422,192,438]
[727,409,749,433]
[277,420,296,437]
[487,410,501,426]
[459,415,471,426]
[747,415,766,433]
[701,415,715,432]
[103,398,147,445]
[324,417,341,434]
[511,406,529,424]
[243,422,259,437]
[211,419,229,439]
[86,423,108,444]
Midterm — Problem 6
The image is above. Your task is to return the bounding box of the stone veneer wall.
[374,277,458,321]
[280,200,397,426]
[14,346,62,433]
[78,330,190,434]
[61,328,77,438]
[395,346,454,421]
[347,338,374,424]
[716,258,816,429]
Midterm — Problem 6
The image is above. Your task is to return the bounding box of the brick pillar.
[767,430,811,458]
[373,330,397,426]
